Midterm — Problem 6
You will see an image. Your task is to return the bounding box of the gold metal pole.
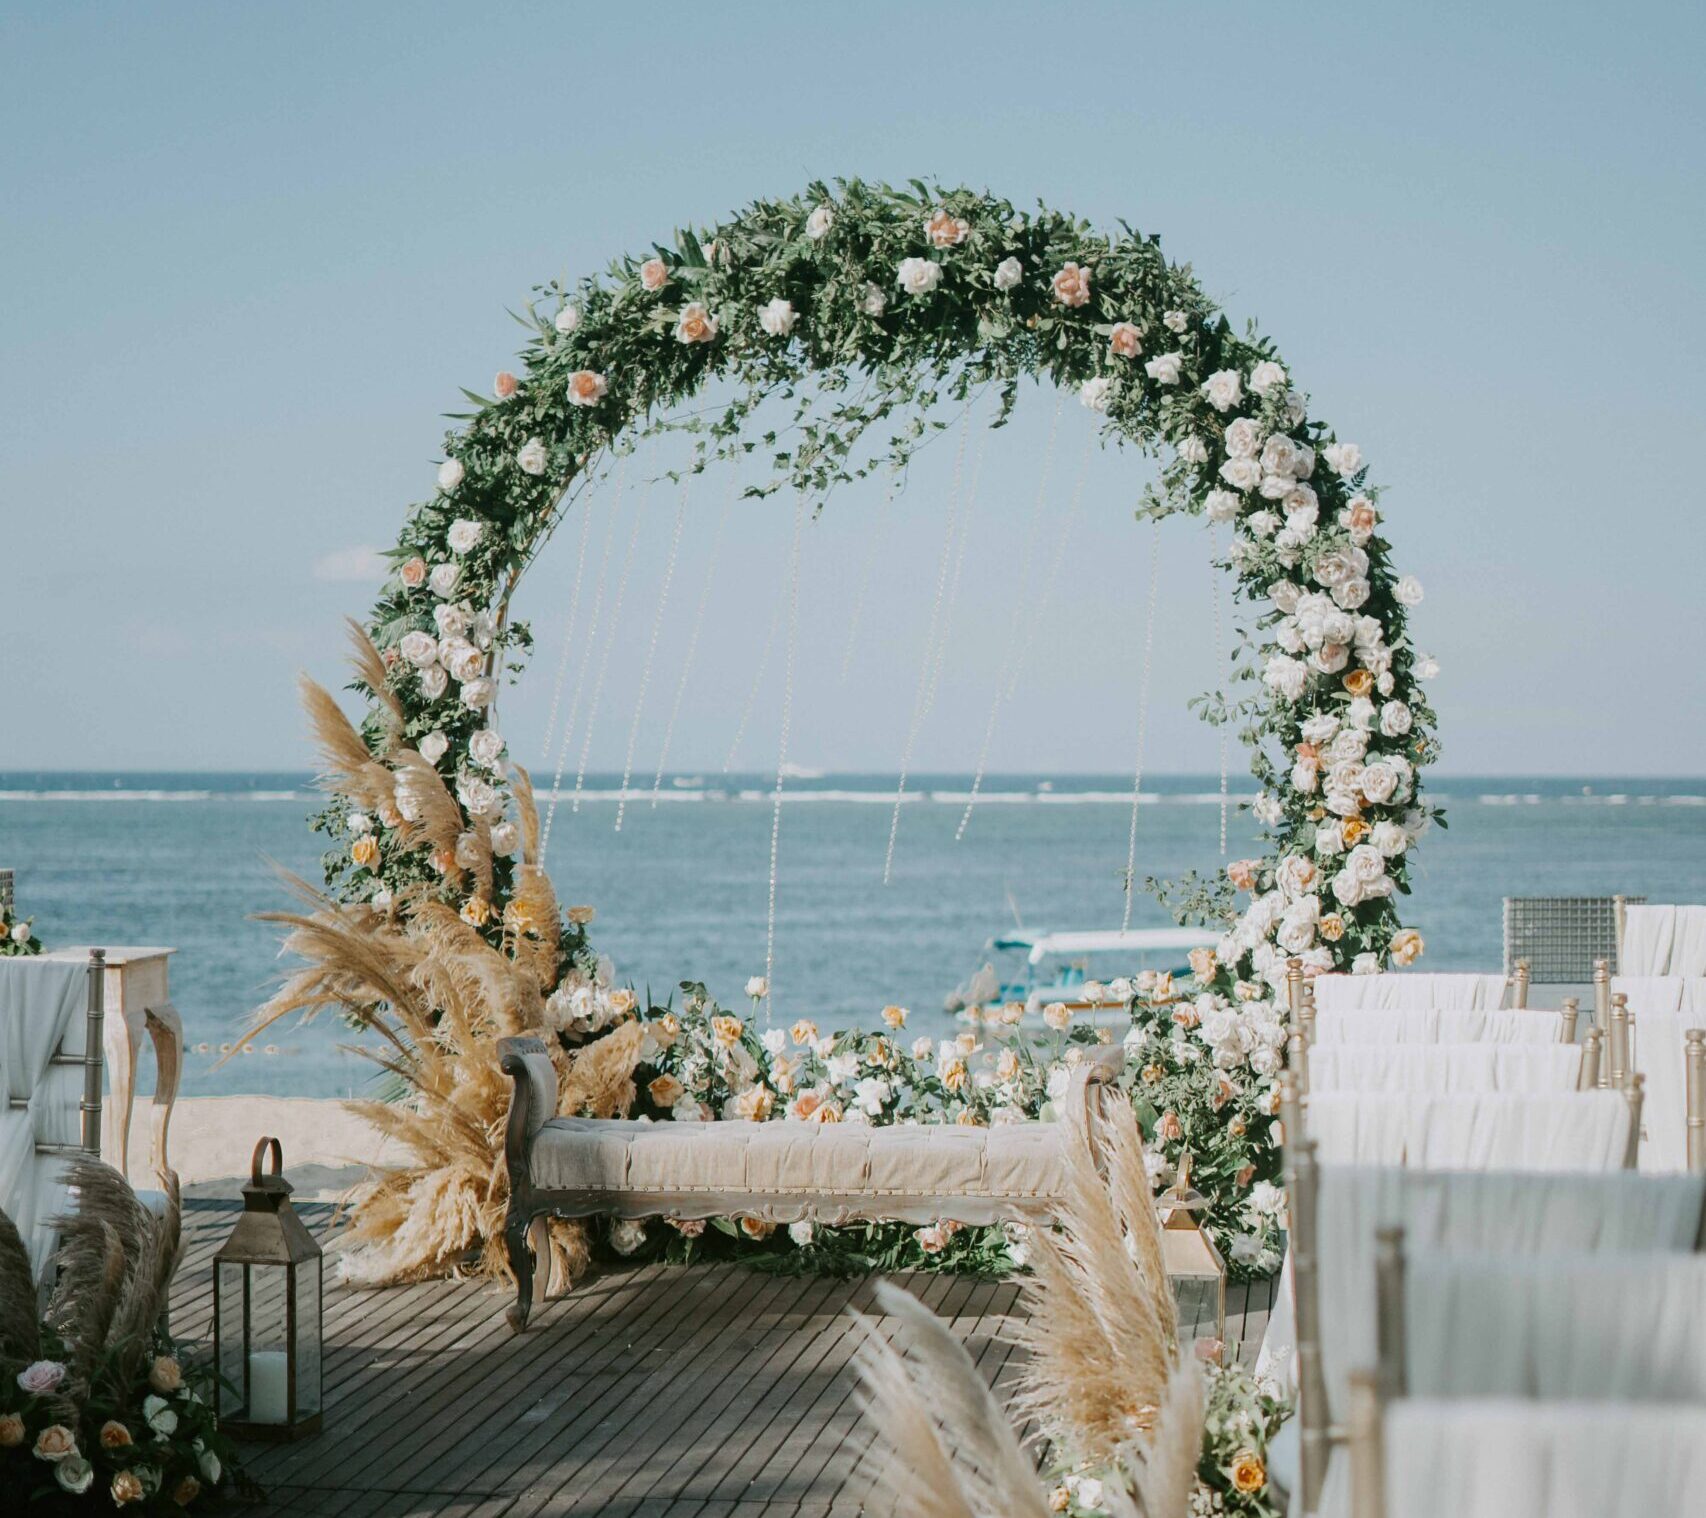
[1346,1369,1387,1518]
[1593,960,1611,1088]
[1512,958,1531,1009]
[80,949,106,1156]
[1686,1030,1706,1175]
[1624,1072,1645,1170]
[1609,993,1630,1091]
[1560,996,1580,1045]
[1580,1028,1602,1091]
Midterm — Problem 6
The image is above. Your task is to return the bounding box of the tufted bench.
[496,1034,1122,1329]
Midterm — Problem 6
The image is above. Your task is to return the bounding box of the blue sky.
[3,2,1702,776]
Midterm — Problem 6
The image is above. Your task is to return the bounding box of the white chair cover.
[1257,1169,1704,1404]
[1622,905,1676,976]
[1678,907,1706,977]
[1613,975,1685,1013]
[1404,1252,1706,1401]
[1313,973,1510,1013]
[1303,1091,1631,1171]
[0,959,90,1279]
[1383,1400,1706,1518]
[1626,1007,1706,1174]
[1307,1044,1582,1095]
[1310,1006,1562,1045]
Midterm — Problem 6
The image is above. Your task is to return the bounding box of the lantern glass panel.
[293,1259,322,1418]
[215,1261,246,1422]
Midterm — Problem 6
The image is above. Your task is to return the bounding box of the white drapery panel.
[1310,1006,1563,1045]
[0,959,90,1279]
[1383,1400,1706,1518]
[1303,1091,1631,1171]
[1623,905,1706,977]
[1612,975,1706,1014]
[1312,973,1511,1013]
[1307,1044,1583,1095]
[1626,1007,1706,1174]
[1404,1252,1706,1401]
[1257,1168,1704,1403]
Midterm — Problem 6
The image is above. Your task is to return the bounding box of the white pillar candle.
[247,1350,290,1424]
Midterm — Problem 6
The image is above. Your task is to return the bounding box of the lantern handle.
[252,1135,284,1186]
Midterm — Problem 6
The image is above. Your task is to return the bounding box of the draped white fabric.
[1312,973,1511,1012]
[1613,974,1706,1014]
[1302,1091,1631,1170]
[1627,1007,1706,1174]
[1257,1168,1704,1406]
[0,958,91,1279]
[1307,1044,1582,1095]
[1383,1400,1706,1518]
[1404,1252,1706,1401]
[1679,907,1706,977]
[1310,1006,1563,1045]
[1622,905,1706,976]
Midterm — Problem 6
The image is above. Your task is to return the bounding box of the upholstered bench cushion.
[530,1115,1068,1211]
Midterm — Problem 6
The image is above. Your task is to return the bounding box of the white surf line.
[542,456,626,855]
[955,393,1064,841]
[1122,517,1163,931]
[615,476,691,832]
[572,475,649,813]
[651,466,737,806]
[884,408,973,885]
[764,493,807,1024]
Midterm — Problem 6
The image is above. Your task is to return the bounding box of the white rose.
[1379,701,1413,737]
[143,1394,178,1436]
[457,775,499,817]
[418,666,448,700]
[459,676,495,709]
[1260,471,1295,500]
[419,731,449,764]
[1360,759,1400,804]
[1394,574,1425,606]
[1300,711,1340,745]
[1275,854,1318,897]
[1287,507,1319,542]
[896,257,941,295]
[1177,434,1209,465]
[1291,756,1319,793]
[1328,727,1368,762]
[610,1218,647,1256]
[517,438,548,476]
[491,820,520,855]
[447,518,482,554]
[469,728,505,767]
[471,609,497,649]
[1323,441,1364,476]
[1219,456,1263,492]
[1247,509,1280,538]
[429,562,461,598]
[1079,376,1113,412]
[993,256,1023,290]
[1144,351,1183,385]
[1253,792,1284,826]
[854,1076,891,1116]
[1201,368,1243,412]
[1332,576,1371,610]
[1205,489,1240,523]
[1277,906,1317,955]
[399,630,439,668]
[55,1456,93,1495]
[1415,653,1440,680]
[347,810,372,834]
[788,1220,815,1245]
[554,304,580,334]
[1249,360,1287,396]
[1311,547,1358,587]
[1331,869,1366,907]
[1352,952,1382,975]
[1163,309,1189,332]
[1260,433,1300,478]
[1346,696,1377,731]
[1276,619,1306,654]
[1370,820,1407,857]
[759,297,797,337]
[1315,819,1346,856]
[745,975,769,999]
[434,602,470,638]
[454,830,484,869]
[862,282,887,316]
[1224,417,1264,459]
[1346,843,1387,884]
[805,205,834,240]
[1263,654,1309,702]
[437,458,465,492]
[1271,580,1303,614]
[1312,642,1348,674]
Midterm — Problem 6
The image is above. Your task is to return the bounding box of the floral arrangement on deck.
[0,905,42,957]
[279,178,1438,1282]
[0,1164,246,1513]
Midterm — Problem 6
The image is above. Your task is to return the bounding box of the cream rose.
[447,518,482,554]
[1079,376,1113,412]
[1205,488,1240,523]
[758,297,796,337]
[639,257,668,291]
[1145,351,1183,385]
[1322,441,1363,476]
[32,1424,76,1461]
[993,255,1022,290]
[896,257,941,295]
[399,556,428,589]
[516,438,548,475]
[554,304,580,334]
[674,302,718,344]
[418,730,449,764]
[1108,321,1143,358]
[56,1456,94,1495]
[1394,574,1425,606]
[1177,434,1208,465]
[1249,359,1287,396]
[805,205,834,239]
[436,457,465,492]
[1224,417,1264,459]
[1220,456,1263,492]
[1201,369,1243,412]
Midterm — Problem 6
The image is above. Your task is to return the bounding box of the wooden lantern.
[1157,1150,1228,1341]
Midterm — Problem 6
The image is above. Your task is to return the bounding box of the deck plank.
[171,1201,1274,1516]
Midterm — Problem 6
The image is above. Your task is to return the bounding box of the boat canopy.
[990,927,1220,966]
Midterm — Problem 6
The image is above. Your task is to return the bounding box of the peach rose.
[1051,262,1092,307]
[399,556,428,590]
[1390,929,1425,966]
[648,1075,684,1108]
[651,1012,680,1046]
[172,1476,202,1506]
[881,1004,907,1029]
[639,257,668,291]
[566,369,609,407]
[1141,1063,1163,1084]
[1346,498,1378,535]
[738,1216,774,1240]
[1228,1114,1247,1137]
[1188,946,1218,982]
[1157,1110,1183,1142]
[1227,858,1259,891]
[790,1019,818,1046]
[148,1356,183,1395]
[1296,740,1320,761]
[675,302,718,344]
[112,1471,146,1506]
[1108,321,1143,358]
[813,1101,843,1123]
[1234,1163,1255,1186]
[0,1413,23,1448]
[1341,818,1370,846]
[351,835,379,869]
[1319,912,1346,942]
[1150,971,1177,1004]
[939,1057,968,1093]
[956,1107,984,1127]
[99,1421,133,1450]
[711,1014,744,1047]
[1172,1004,1201,1030]
[493,370,518,400]
[610,987,637,1016]
[734,1083,774,1121]
[923,209,970,247]
[33,1425,76,1461]
[788,1089,824,1121]
[1231,1451,1267,1494]
[1343,668,1375,698]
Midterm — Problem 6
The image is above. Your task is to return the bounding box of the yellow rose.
[1342,669,1375,698]
[350,835,379,869]
[1231,1450,1266,1493]
[881,1005,907,1029]
[711,1015,744,1048]
[1390,929,1425,966]
[111,1470,146,1505]
[1341,817,1370,846]
[735,1083,775,1122]
[651,1013,680,1047]
[939,1058,968,1093]
[1319,913,1346,942]
[790,1019,818,1046]
[648,1075,684,1109]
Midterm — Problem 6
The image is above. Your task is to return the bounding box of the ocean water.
[1,771,1702,1098]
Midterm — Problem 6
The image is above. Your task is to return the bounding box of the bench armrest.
[499,1036,560,1165]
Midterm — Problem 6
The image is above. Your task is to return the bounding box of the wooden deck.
[172,1200,1275,1517]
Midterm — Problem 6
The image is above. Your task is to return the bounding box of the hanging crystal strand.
[1211,522,1230,856]
[572,478,649,813]
[764,494,807,1025]
[724,587,784,774]
[543,456,626,856]
[1122,518,1163,931]
[922,408,990,722]
[956,394,1064,841]
[883,408,973,885]
[652,465,737,806]
[615,476,691,832]
[839,474,896,682]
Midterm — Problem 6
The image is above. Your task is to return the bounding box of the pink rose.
[493,371,518,400]
[1157,1111,1183,1142]
[566,370,608,407]
[1051,262,1092,308]
[923,209,970,247]
[399,556,428,590]
[639,257,668,292]
[17,1360,66,1396]
[1108,321,1143,358]
[1227,859,1258,892]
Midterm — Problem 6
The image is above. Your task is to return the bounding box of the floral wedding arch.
[294,179,1439,1279]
